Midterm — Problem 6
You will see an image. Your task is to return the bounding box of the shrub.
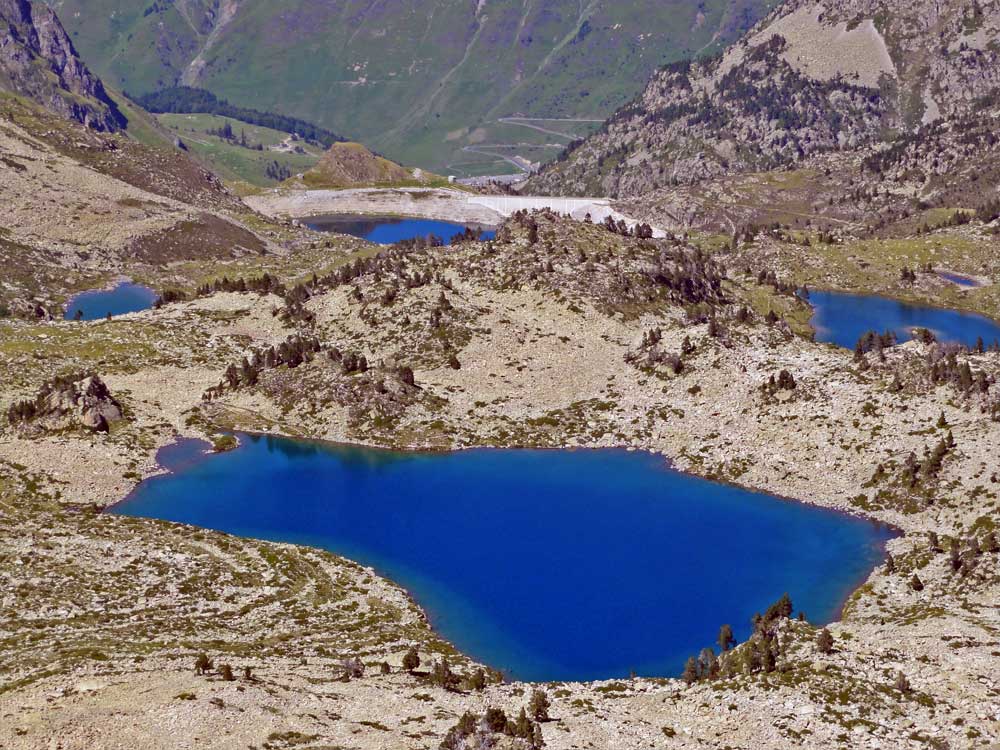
[402,647,420,673]
[816,628,834,654]
[529,689,551,721]
[194,653,213,675]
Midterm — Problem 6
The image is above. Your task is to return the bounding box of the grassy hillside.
[155,113,324,187]
[47,0,777,173]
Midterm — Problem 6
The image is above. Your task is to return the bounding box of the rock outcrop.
[6,373,124,435]
[0,0,125,131]
[290,142,436,190]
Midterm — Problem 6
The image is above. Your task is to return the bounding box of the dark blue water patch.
[306,216,496,245]
[112,435,895,683]
[937,271,980,288]
[65,282,158,321]
[807,290,1000,350]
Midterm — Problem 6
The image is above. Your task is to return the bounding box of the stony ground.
[1,211,998,749]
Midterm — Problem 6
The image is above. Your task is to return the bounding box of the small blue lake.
[65,282,158,321]
[938,271,979,288]
[306,216,496,245]
[114,435,894,682]
[808,290,1000,350]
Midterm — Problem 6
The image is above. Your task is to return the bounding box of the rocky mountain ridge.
[0,0,124,131]
[527,0,1000,198]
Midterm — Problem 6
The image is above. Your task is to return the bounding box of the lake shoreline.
[112,431,897,683]
[802,283,1000,336]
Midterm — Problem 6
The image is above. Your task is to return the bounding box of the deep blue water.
[306,216,496,245]
[64,282,158,321]
[114,435,895,682]
[808,290,1000,350]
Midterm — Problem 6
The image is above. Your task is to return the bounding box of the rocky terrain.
[0,90,327,317]
[528,0,1000,198]
[0,1,998,748]
[1,206,999,748]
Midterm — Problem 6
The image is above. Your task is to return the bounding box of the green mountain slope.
[44,0,776,172]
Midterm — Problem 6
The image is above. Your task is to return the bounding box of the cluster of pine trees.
[265,161,292,182]
[854,330,898,360]
[600,214,654,239]
[194,273,286,298]
[208,335,324,398]
[762,369,797,395]
[924,343,997,393]
[754,268,798,296]
[648,247,727,305]
[940,532,999,577]
[441,696,549,750]
[449,227,487,245]
[899,431,956,488]
[682,594,796,685]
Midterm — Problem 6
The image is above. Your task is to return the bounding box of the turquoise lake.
[113,435,895,682]
[306,216,496,245]
[64,282,158,321]
[807,290,1000,350]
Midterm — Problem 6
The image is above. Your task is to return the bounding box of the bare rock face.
[0,0,125,131]
[68,376,124,432]
[7,373,124,435]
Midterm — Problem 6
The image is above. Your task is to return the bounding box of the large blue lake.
[808,290,1000,350]
[65,282,158,321]
[114,435,894,682]
[306,216,496,245]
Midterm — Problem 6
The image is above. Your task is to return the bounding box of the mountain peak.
[0,0,125,131]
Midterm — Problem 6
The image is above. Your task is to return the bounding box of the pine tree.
[950,539,962,571]
[529,689,551,721]
[698,647,719,679]
[484,707,508,733]
[467,668,487,692]
[430,658,459,690]
[402,647,420,673]
[515,708,533,739]
[682,656,699,685]
[761,640,776,673]
[717,624,736,652]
